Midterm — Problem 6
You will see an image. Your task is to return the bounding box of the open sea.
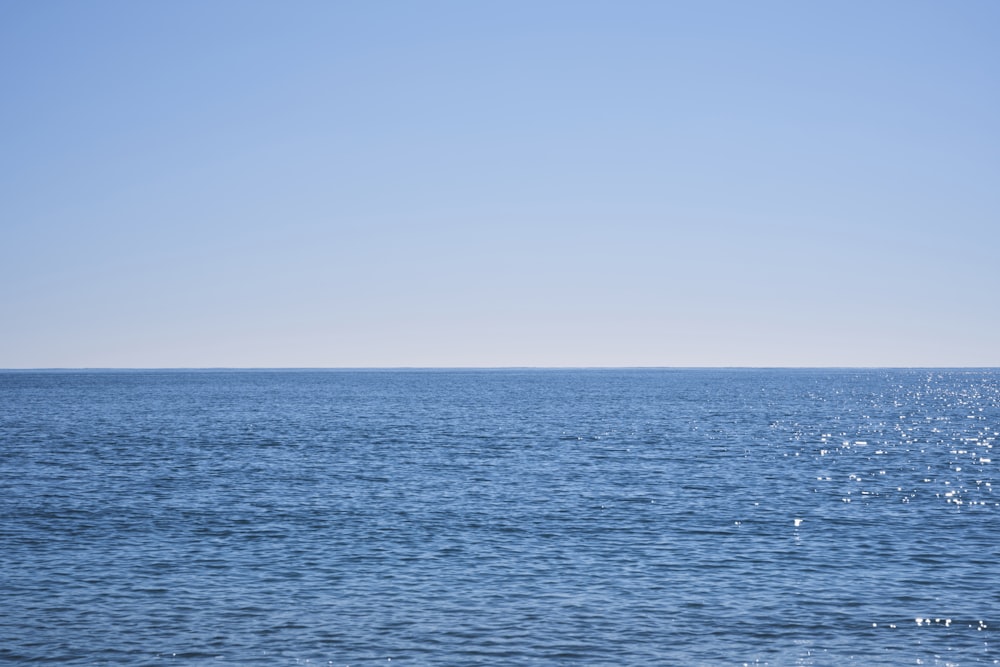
[1,368,997,666]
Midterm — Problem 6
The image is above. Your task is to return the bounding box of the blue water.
[1,369,997,666]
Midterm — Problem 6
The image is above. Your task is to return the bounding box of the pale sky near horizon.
[2,1,998,368]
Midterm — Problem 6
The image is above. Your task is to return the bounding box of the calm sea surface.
[1,369,997,666]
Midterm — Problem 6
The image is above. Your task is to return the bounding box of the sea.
[1,369,997,666]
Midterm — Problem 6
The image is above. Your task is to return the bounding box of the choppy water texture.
[1,369,998,666]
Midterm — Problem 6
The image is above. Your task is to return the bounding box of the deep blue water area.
[1,369,998,665]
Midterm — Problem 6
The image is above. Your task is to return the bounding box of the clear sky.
[2,1,998,368]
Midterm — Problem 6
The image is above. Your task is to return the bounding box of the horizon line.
[3,366,999,372]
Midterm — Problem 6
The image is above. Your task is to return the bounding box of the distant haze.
[2,1,998,368]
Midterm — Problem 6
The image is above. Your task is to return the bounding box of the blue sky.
[2,1,998,367]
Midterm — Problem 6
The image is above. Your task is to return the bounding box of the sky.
[2,0,998,368]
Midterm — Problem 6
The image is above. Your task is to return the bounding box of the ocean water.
[1,369,997,666]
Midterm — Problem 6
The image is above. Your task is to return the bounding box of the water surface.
[1,369,997,665]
